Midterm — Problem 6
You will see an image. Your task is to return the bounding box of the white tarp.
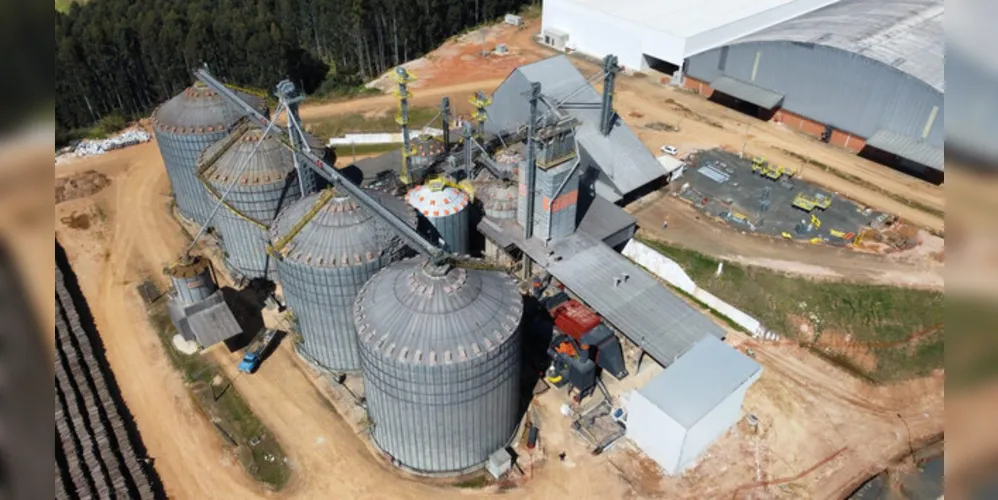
[74,128,151,157]
[327,126,444,146]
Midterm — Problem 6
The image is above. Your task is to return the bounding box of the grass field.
[307,106,439,140]
[147,299,290,490]
[638,237,944,383]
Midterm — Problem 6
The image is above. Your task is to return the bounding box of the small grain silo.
[152,82,265,225]
[270,189,416,372]
[354,258,524,474]
[406,182,471,255]
[407,135,445,184]
[480,183,518,265]
[494,149,523,178]
[198,124,304,280]
[166,254,218,307]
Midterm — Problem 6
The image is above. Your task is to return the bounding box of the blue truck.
[238,328,279,374]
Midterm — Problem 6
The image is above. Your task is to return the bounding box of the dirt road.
[298,79,504,124]
[54,142,635,500]
[629,191,944,290]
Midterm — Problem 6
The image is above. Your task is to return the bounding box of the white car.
[660,145,679,156]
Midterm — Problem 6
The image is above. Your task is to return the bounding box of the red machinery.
[544,295,629,401]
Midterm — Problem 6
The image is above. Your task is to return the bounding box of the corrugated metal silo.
[406,183,470,255]
[408,135,445,183]
[152,82,265,225]
[270,189,416,372]
[494,149,523,178]
[167,255,218,306]
[480,183,518,266]
[354,258,524,474]
[198,124,303,280]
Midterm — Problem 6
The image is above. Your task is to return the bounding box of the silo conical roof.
[199,127,297,187]
[355,258,522,364]
[269,189,416,268]
[152,82,265,134]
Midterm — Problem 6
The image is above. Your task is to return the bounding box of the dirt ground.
[52,17,947,499]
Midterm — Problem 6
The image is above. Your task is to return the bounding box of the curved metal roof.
[732,0,944,92]
[270,189,415,267]
[354,258,523,366]
[152,82,266,133]
[406,184,470,218]
[199,127,296,186]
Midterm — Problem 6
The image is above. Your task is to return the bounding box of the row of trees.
[56,0,533,142]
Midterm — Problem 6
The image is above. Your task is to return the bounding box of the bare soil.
[52,17,946,499]
[56,170,112,203]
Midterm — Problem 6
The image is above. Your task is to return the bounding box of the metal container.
[408,135,445,183]
[406,183,471,255]
[199,126,303,280]
[354,258,524,474]
[481,183,518,220]
[167,255,217,306]
[152,82,265,225]
[271,189,416,372]
[527,426,539,449]
[494,149,523,178]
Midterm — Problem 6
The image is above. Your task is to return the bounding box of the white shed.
[626,335,762,474]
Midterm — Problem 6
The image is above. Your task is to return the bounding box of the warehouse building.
[540,0,840,74]
[683,0,944,182]
[541,0,945,183]
[627,335,762,475]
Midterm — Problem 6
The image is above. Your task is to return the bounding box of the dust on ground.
[56,170,112,203]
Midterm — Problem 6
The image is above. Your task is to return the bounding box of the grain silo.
[198,124,304,281]
[480,183,518,265]
[166,255,218,306]
[494,149,523,178]
[270,189,416,372]
[407,135,445,184]
[152,82,265,225]
[406,182,471,255]
[354,258,524,474]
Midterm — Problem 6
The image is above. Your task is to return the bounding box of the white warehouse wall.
[685,0,841,56]
[626,389,686,473]
[677,370,762,471]
[541,0,686,69]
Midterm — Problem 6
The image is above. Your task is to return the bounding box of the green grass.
[147,300,291,490]
[307,106,439,140]
[637,237,944,383]
[776,148,946,221]
[454,473,489,488]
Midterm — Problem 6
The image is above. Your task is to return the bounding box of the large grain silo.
[270,189,416,372]
[198,125,304,280]
[166,254,218,306]
[407,135,445,184]
[152,82,265,225]
[354,258,524,474]
[406,183,470,255]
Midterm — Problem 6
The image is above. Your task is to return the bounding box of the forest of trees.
[56,0,534,143]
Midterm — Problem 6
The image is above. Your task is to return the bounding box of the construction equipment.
[792,191,832,212]
[543,297,628,401]
[753,160,795,181]
[751,156,766,172]
[238,328,279,373]
[794,213,822,236]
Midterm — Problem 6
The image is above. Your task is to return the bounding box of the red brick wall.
[683,76,714,98]
[685,77,869,154]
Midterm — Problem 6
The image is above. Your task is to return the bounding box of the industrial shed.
[683,0,944,181]
[626,335,762,474]
[540,0,840,72]
[486,55,670,202]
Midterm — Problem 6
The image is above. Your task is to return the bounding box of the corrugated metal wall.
[280,259,390,372]
[424,209,470,256]
[155,129,229,224]
[360,334,523,473]
[686,42,944,146]
[211,177,301,280]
